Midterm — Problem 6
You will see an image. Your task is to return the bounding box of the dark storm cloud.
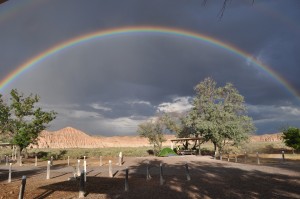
[0,0,299,135]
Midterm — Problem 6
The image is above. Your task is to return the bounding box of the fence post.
[5,155,8,166]
[46,161,51,179]
[50,156,53,166]
[160,163,164,185]
[18,176,26,199]
[125,167,129,191]
[77,159,81,177]
[8,163,12,183]
[79,171,85,198]
[185,162,191,181]
[256,152,260,165]
[109,160,113,177]
[119,152,123,166]
[84,160,87,182]
[146,164,151,180]
[99,156,102,167]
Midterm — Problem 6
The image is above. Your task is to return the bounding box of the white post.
[109,160,113,177]
[77,159,81,177]
[8,163,12,183]
[171,142,174,150]
[84,160,87,182]
[5,155,8,166]
[46,161,51,179]
[19,156,22,166]
[99,156,102,166]
[35,156,37,166]
[119,152,122,166]
[256,152,260,165]
[79,171,85,198]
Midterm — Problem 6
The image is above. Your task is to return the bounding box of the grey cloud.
[1,0,299,135]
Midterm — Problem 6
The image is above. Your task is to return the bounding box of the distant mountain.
[31,127,282,149]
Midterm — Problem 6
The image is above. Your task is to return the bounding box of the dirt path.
[0,156,299,199]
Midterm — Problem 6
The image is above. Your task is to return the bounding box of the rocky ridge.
[31,127,282,149]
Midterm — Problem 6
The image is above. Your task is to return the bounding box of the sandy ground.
[0,155,300,199]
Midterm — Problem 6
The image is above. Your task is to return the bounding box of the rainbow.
[0,26,298,99]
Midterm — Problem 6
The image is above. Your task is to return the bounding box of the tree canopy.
[0,89,56,154]
[282,127,300,153]
[183,77,255,153]
[137,118,166,154]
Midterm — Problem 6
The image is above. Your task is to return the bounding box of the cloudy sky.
[0,0,299,135]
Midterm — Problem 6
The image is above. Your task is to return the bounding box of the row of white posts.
[215,150,286,164]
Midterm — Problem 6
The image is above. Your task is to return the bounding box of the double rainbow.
[0,26,298,99]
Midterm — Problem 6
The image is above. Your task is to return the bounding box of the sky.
[0,0,300,136]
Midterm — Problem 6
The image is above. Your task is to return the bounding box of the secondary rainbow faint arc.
[0,26,298,99]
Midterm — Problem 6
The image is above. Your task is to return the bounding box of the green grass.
[0,141,297,161]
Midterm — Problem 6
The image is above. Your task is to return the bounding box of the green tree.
[162,113,199,150]
[0,89,56,162]
[186,77,255,154]
[282,127,300,153]
[137,118,166,155]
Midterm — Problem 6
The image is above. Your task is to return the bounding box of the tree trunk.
[213,142,217,154]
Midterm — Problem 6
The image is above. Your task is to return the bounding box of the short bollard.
[125,167,129,191]
[8,163,12,183]
[109,160,113,177]
[99,156,102,166]
[119,152,123,166]
[83,160,87,182]
[146,164,151,180]
[35,156,37,167]
[50,156,53,166]
[256,152,260,165]
[282,151,285,162]
[185,162,191,181]
[160,163,164,185]
[77,159,81,177]
[46,161,51,179]
[19,156,22,166]
[5,155,8,166]
[18,176,26,199]
[67,156,70,166]
[79,171,85,198]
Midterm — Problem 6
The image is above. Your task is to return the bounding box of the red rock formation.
[30,127,282,149]
[250,133,283,142]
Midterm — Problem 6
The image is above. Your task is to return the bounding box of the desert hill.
[31,127,282,149]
